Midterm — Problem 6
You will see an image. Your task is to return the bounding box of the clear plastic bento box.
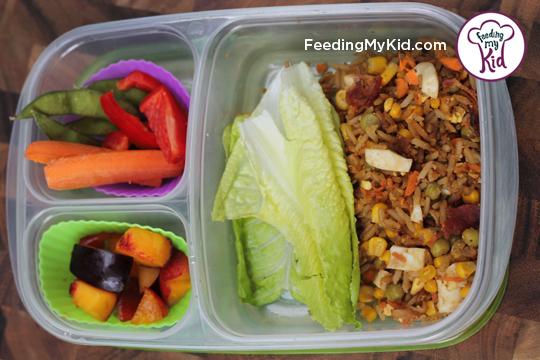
[6,2,518,353]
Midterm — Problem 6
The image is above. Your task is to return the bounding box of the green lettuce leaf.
[212,63,359,330]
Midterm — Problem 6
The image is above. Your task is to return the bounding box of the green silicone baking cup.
[38,220,191,329]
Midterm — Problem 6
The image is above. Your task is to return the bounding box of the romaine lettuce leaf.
[213,63,359,330]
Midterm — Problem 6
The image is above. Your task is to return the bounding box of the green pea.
[430,239,450,257]
[425,183,441,200]
[385,283,404,301]
[359,112,380,130]
[32,111,99,146]
[15,89,136,120]
[88,80,147,105]
[460,126,475,139]
[66,117,118,136]
[462,228,479,247]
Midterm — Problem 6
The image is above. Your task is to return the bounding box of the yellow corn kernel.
[371,203,388,224]
[418,228,436,245]
[460,286,470,298]
[367,237,388,257]
[456,261,476,279]
[398,128,413,140]
[367,56,388,75]
[361,180,373,190]
[359,286,375,303]
[383,97,394,112]
[419,265,437,282]
[361,241,370,254]
[424,279,438,293]
[434,255,450,269]
[381,250,391,263]
[389,103,402,119]
[385,229,398,239]
[430,98,440,109]
[381,62,399,85]
[426,300,437,316]
[411,278,425,295]
[462,190,480,204]
[361,305,378,322]
[335,89,348,110]
[373,288,385,300]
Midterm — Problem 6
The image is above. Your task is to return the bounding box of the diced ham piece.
[442,204,480,237]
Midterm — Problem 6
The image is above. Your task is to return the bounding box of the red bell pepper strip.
[117,71,161,92]
[100,92,158,149]
[140,86,187,164]
[102,131,130,151]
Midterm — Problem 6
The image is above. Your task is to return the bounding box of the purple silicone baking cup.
[83,59,189,197]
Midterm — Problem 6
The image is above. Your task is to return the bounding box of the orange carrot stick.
[399,54,416,71]
[404,171,419,197]
[395,78,409,98]
[25,141,110,164]
[132,178,163,187]
[44,150,183,190]
[405,70,419,86]
[439,57,463,72]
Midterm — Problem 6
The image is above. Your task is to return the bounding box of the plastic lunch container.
[6,2,518,353]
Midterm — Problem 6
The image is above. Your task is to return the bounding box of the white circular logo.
[457,12,526,81]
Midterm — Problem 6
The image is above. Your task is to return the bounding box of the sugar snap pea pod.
[32,111,100,146]
[15,89,136,120]
[87,80,147,105]
[66,117,118,136]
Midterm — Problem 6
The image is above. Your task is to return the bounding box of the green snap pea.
[16,89,136,120]
[66,117,118,136]
[32,111,100,146]
[88,79,147,105]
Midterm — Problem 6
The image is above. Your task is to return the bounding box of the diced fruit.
[115,227,172,267]
[159,250,191,306]
[103,131,130,151]
[131,288,168,324]
[79,232,120,249]
[70,280,117,321]
[70,244,133,293]
[365,148,412,173]
[387,246,426,271]
[138,266,160,292]
[117,278,142,322]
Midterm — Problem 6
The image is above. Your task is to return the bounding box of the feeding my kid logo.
[457,12,525,81]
